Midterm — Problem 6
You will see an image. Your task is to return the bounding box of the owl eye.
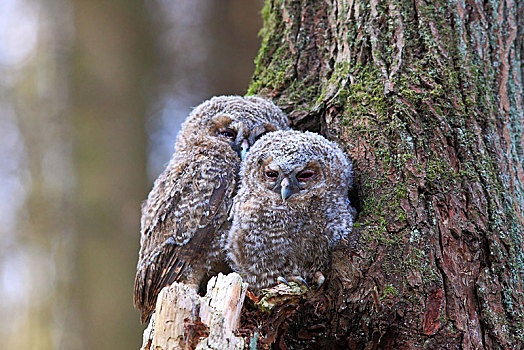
[296,170,316,181]
[265,170,279,179]
[218,129,236,139]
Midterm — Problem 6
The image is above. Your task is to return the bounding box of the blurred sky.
[0,0,263,349]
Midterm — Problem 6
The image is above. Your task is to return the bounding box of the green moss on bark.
[247,0,523,347]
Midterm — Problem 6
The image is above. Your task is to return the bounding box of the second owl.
[226,130,355,290]
[134,96,289,322]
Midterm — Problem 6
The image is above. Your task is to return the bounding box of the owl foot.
[277,275,309,289]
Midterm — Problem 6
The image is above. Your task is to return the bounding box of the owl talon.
[314,271,325,288]
[289,276,309,289]
[277,276,309,289]
[277,276,291,287]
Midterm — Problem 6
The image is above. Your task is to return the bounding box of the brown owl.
[225,130,354,291]
[134,96,289,322]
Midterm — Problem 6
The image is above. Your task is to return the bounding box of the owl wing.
[134,155,237,322]
[325,199,355,243]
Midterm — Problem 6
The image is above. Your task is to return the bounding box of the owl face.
[209,114,279,160]
[258,156,325,201]
[242,130,352,203]
[178,96,289,159]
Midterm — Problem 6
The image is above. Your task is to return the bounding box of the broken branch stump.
[140,273,248,350]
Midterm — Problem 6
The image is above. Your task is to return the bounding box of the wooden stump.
[140,273,248,350]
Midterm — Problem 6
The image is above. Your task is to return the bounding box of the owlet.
[226,130,354,290]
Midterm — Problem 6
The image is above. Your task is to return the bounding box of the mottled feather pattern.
[134,96,289,322]
[226,130,354,290]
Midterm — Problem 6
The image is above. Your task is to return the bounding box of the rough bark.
[244,0,524,349]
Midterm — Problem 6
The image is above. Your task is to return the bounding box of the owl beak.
[281,177,292,201]
[240,139,249,160]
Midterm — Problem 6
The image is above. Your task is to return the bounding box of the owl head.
[241,130,353,202]
[176,96,289,159]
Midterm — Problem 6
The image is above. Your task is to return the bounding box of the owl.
[134,96,289,322]
[226,130,354,291]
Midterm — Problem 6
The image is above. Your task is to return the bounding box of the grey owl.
[134,96,289,322]
[226,130,354,291]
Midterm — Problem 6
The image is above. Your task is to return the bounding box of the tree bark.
[147,0,523,348]
[244,0,523,349]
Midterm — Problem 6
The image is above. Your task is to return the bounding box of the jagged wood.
[140,273,247,350]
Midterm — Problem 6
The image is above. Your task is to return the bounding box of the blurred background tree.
[0,0,263,349]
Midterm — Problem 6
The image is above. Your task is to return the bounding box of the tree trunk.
[147,0,523,348]
[245,0,523,349]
